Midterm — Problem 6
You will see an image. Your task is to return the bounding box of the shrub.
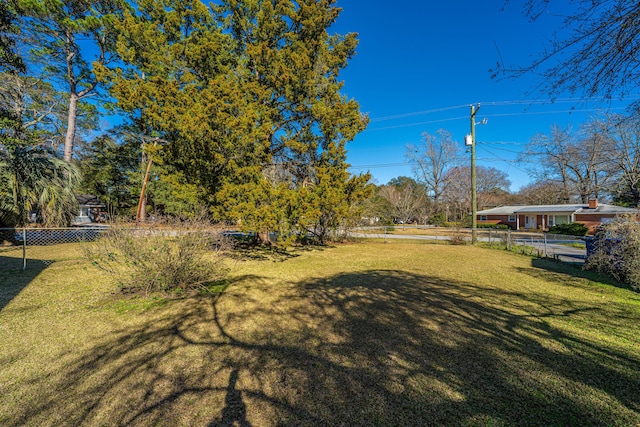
[449,231,468,245]
[584,214,640,291]
[84,218,229,296]
[477,223,510,229]
[548,222,589,236]
[429,213,447,227]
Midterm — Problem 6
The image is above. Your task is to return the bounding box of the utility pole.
[469,104,479,244]
[465,104,487,245]
[468,104,487,244]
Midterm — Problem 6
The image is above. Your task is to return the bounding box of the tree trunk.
[139,193,147,223]
[258,229,271,245]
[63,92,78,162]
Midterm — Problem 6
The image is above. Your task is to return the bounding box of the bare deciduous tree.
[406,129,460,211]
[605,115,640,207]
[499,1,640,105]
[441,166,512,221]
[516,180,570,205]
[521,120,615,203]
[378,176,426,224]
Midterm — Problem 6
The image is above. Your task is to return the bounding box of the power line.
[481,95,640,107]
[367,95,640,123]
[482,106,628,118]
[369,105,469,122]
[348,161,415,170]
[363,97,640,132]
[363,107,631,132]
[476,145,530,175]
[364,116,469,132]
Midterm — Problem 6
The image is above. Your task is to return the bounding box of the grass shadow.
[0,255,51,312]
[526,258,635,292]
[229,244,330,262]
[2,269,639,425]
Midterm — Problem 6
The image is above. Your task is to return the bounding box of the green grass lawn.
[1,241,639,426]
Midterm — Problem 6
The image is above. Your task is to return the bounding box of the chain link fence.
[474,228,587,263]
[1,225,589,272]
[0,227,109,270]
[1,225,234,271]
[351,226,587,263]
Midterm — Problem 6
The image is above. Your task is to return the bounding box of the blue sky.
[332,1,636,191]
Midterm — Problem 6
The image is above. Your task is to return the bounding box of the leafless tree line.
[369,114,640,225]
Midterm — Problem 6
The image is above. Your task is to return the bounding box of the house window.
[479,215,487,221]
[79,207,90,217]
[554,215,569,225]
[508,215,516,222]
[548,215,569,227]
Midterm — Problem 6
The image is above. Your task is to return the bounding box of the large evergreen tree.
[17,0,122,161]
[0,0,24,74]
[100,0,369,242]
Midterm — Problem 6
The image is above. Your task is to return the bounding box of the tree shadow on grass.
[3,270,639,426]
[208,369,251,427]
[0,255,51,312]
[229,243,331,263]
[526,258,636,292]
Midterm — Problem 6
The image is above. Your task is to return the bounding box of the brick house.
[476,199,638,232]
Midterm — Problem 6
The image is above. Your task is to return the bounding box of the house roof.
[586,204,638,214]
[477,206,521,215]
[477,203,638,216]
[76,194,105,207]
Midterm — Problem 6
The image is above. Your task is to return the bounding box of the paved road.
[350,231,587,264]
[350,232,450,242]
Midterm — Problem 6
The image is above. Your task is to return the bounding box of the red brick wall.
[477,215,517,229]
[575,214,617,234]
[574,214,616,223]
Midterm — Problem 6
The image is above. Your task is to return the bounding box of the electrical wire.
[363,96,639,132]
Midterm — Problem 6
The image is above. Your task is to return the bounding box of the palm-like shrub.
[0,144,80,226]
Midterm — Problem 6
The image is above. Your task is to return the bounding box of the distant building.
[73,194,106,225]
[476,199,637,232]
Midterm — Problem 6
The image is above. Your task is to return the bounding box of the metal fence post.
[22,228,26,270]
[543,232,548,258]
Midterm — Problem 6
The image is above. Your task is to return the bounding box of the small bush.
[444,221,469,228]
[548,222,589,236]
[429,213,447,227]
[584,215,640,291]
[449,232,468,245]
[477,223,510,229]
[84,218,229,296]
